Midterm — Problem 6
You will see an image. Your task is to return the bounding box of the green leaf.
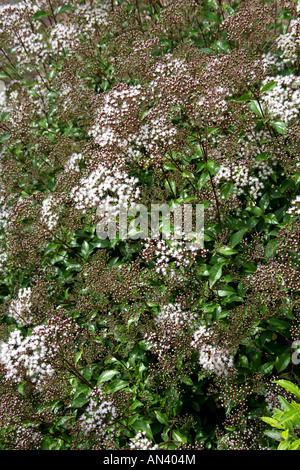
[0,133,10,143]
[106,380,129,393]
[181,376,194,386]
[230,228,247,247]
[277,409,300,427]
[264,213,278,225]
[97,370,120,384]
[172,429,188,443]
[163,162,178,171]
[249,100,264,117]
[265,239,277,258]
[237,354,249,369]
[204,11,222,23]
[209,262,223,287]
[17,382,26,395]
[71,394,89,408]
[267,318,290,331]
[278,440,292,450]
[218,246,238,256]
[131,420,153,440]
[261,417,280,427]
[263,429,283,441]
[241,261,257,273]
[33,10,50,19]
[147,301,159,307]
[259,362,274,376]
[278,395,293,412]
[275,380,300,399]
[44,242,59,255]
[81,240,90,258]
[259,193,270,211]
[212,40,230,53]
[54,4,76,15]
[74,350,83,367]
[41,437,51,450]
[154,411,169,425]
[255,151,270,163]
[271,121,286,135]
[261,81,277,93]
[164,179,176,196]
[275,353,290,373]
[289,439,300,450]
[217,286,236,297]
[182,169,195,179]
[236,92,253,102]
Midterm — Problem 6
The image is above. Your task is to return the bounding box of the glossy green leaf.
[154,411,169,425]
[209,263,223,287]
[275,380,300,399]
[97,370,120,384]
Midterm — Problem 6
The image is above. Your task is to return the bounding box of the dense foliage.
[0,0,299,450]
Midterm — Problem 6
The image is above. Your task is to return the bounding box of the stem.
[135,0,144,34]
[47,0,57,24]
[161,164,176,199]
[196,129,222,232]
[60,354,94,389]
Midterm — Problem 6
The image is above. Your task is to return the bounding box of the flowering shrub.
[0,0,299,451]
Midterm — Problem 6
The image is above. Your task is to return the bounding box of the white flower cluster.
[14,425,43,451]
[1,87,31,129]
[75,1,109,36]
[89,85,143,151]
[14,29,48,68]
[41,195,60,231]
[287,195,300,217]
[0,2,47,69]
[8,287,33,326]
[0,250,7,271]
[78,387,117,436]
[0,185,10,229]
[235,129,270,160]
[191,325,211,346]
[0,314,78,388]
[134,116,178,155]
[142,234,198,277]
[51,22,80,52]
[261,74,300,123]
[214,160,274,200]
[155,302,197,331]
[198,344,234,377]
[129,431,159,450]
[64,152,84,172]
[145,303,197,357]
[275,19,300,66]
[89,71,180,164]
[70,164,140,217]
[0,81,6,109]
[0,1,109,73]
[194,86,228,123]
[262,51,282,72]
[0,327,56,387]
[151,55,188,80]
[261,15,300,123]
[192,326,234,377]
